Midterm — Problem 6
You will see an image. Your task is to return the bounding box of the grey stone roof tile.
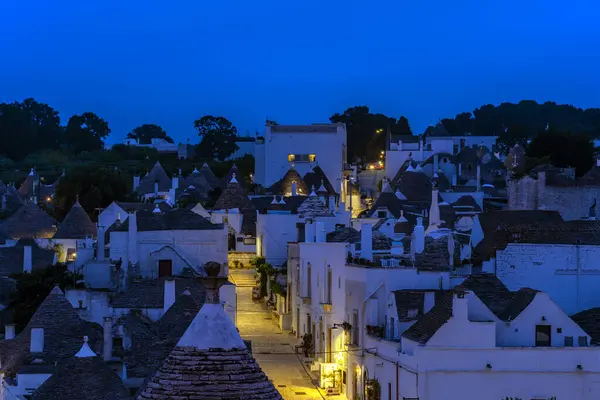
[31,355,129,400]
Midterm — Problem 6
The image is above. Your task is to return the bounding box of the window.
[407,308,418,318]
[388,383,392,400]
[288,154,316,163]
[535,325,551,346]
[352,310,359,345]
[243,237,256,245]
[564,336,573,347]
[389,317,395,339]
[377,210,387,218]
[579,336,588,346]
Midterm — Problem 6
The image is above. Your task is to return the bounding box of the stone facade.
[508,171,600,221]
[496,243,600,315]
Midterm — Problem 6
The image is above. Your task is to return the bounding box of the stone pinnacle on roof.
[230,173,238,183]
[399,210,408,222]
[74,336,96,358]
[193,166,199,173]
[309,185,317,196]
[271,195,278,204]
[406,164,415,172]
[152,204,162,213]
[29,168,35,176]
[318,179,327,192]
[278,196,286,204]
[50,285,64,295]
[415,164,422,172]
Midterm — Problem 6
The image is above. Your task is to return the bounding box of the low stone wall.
[228,251,255,268]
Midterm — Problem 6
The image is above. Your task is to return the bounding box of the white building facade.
[254,123,347,192]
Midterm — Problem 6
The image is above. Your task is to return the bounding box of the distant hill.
[438,100,600,137]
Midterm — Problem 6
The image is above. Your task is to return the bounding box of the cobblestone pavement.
[232,269,340,400]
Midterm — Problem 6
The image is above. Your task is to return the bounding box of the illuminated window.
[288,154,295,162]
[308,154,316,163]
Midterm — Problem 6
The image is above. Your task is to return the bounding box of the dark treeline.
[440,100,600,138]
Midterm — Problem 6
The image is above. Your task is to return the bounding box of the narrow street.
[230,269,328,400]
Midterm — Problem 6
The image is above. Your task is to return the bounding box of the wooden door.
[158,260,173,277]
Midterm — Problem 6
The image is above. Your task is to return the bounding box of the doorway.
[158,260,173,277]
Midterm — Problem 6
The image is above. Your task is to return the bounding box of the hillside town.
[1,120,600,400]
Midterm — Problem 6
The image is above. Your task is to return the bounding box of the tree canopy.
[65,112,111,154]
[53,165,131,220]
[0,98,63,160]
[526,128,594,177]
[329,106,412,162]
[127,124,173,144]
[441,101,600,138]
[8,264,83,331]
[194,115,239,161]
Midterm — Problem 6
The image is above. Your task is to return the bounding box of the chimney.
[452,292,468,320]
[597,158,600,167]
[423,292,436,314]
[361,223,373,261]
[315,222,326,243]
[128,212,138,265]
[428,188,440,230]
[97,225,105,260]
[23,245,32,273]
[133,175,140,191]
[103,317,113,361]
[30,327,44,353]
[414,217,425,253]
[172,176,179,190]
[433,154,439,172]
[391,241,404,256]
[4,324,16,340]
[1,193,6,210]
[168,188,176,206]
[202,262,228,304]
[164,279,176,313]
[305,221,315,243]
[154,181,159,198]
[452,173,457,186]
[419,138,424,162]
[448,235,455,268]
[476,163,481,191]
[291,181,297,196]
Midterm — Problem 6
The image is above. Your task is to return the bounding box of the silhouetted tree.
[127,124,173,144]
[65,112,111,153]
[0,98,64,160]
[54,165,131,220]
[495,125,530,155]
[527,128,594,177]
[194,116,239,161]
[9,264,83,331]
[330,106,409,162]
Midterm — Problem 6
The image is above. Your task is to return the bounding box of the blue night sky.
[1,1,599,143]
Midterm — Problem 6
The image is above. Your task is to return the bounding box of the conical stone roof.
[0,203,56,239]
[54,200,97,239]
[31,339,129,400]
[136,265,282,400]
[297,195,332,218]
